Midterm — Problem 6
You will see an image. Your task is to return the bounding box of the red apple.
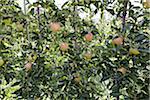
[49,22,61,32]
[25,63,32,71]
[85,33,93,41]
[117,67,127,75]
[112,36,123,45]
[60,42,69,51]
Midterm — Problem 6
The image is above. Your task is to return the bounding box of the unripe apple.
[60,42,69,51]
[3,18,11,25]
[85,33,93,41]
[117,67,127,75]
[0,58,4,67]
[143,0,150,8]
[63,32,68,36]
[25,63,32,71]
[112,36,123,45]
[16,22,23,31]
[84,52,92,60]
[35,96,40,100]
[129,48,140,55]
[74,75,81,83]
[49,22,61,32]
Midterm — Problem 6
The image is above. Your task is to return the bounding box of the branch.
[37,2,42,39]
[122,0,129,33]
[24,0,30,42]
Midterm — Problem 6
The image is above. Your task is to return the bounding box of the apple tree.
[0,0,149,99]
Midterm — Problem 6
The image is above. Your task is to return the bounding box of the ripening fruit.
[129,48,140,55]
[60,42,69,51]
[35,96,40,100]
[117,67,127,75]
[143,0,150,8]
[63,32,68,36]
[0,58,4,67]
[84,52,92,60]
[49,22,61,32]
[85,33,93,41]
[74,75,81,83]
[25,63,32,71]
[3,18,11,25]
[112,36,123,45]
[16,22,23,31]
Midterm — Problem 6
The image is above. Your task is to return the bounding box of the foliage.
[0,76,21,99]
[0,0,149,99]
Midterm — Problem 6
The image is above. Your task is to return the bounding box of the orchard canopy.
[0,0,150,100]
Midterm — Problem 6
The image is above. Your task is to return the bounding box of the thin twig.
[122,0,129,33]
[24,0,30,43]
[37,4,42,39]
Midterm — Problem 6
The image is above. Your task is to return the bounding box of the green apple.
[0,58,4,67]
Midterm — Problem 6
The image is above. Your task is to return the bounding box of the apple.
[49,22,61,32]
[129,48,140,55]
[74,75,81,83]
[34,96,40,100]
[3,18,11,25]
[60,42,69,51]
[25,63,32,71]
[84,52,92,60]
[112,36,123,45]
[63,32,68,36]
[16,22,23,31]
[85,33,93,41]
[143,0,150,8]
[117,67,127,74]
[0,58,4,67]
